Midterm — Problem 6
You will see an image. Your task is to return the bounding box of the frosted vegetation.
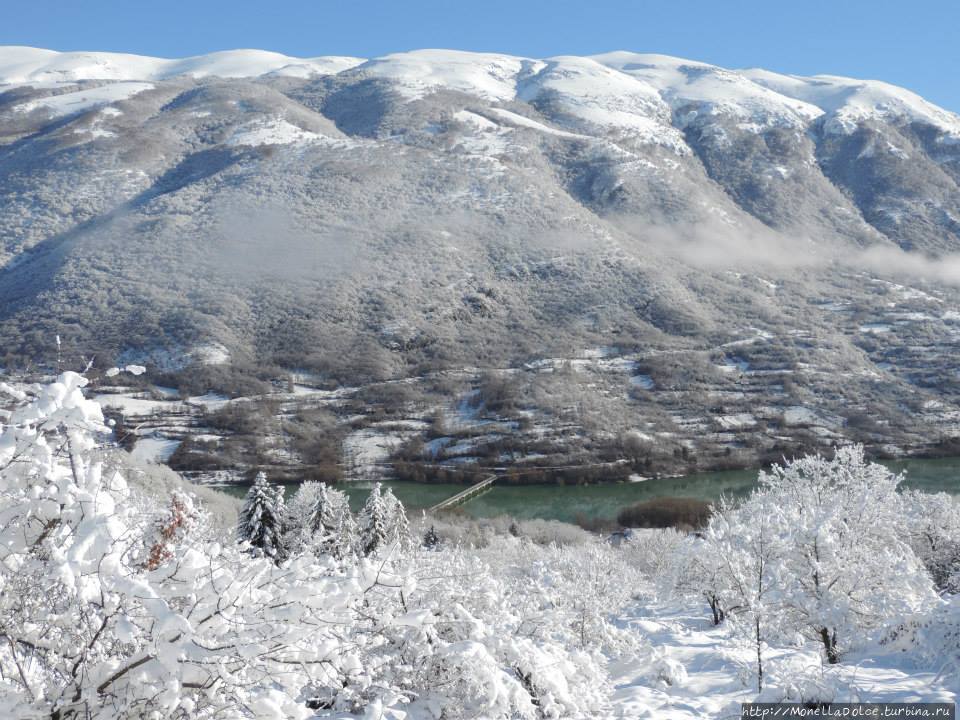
[0,373,956,718]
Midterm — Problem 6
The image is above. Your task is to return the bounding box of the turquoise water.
[217,456,960,524]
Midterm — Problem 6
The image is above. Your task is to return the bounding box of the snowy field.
[129,436,181,464]
[610,602,955,718]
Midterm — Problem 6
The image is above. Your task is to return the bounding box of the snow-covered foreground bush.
[0,374,646,719]
[0,373,373,718]
[662,446,954,695]
[335,541,625,719]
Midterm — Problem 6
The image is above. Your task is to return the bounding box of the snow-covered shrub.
[142,488,205,569]
[508,518,594,546]
[479,536,644,657]
[417,513,498,548]
[418,514,593,548]
[422,524,441,549]
[880,594,960,692]
[752,655,844,705]
[901,489,960,594]
[919,598,960,686]
[645,647,689,689]
[621,527,688,579]
[0,373,366,718]
[327,541,619,719]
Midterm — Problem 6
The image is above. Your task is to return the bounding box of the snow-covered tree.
[239,471,287,563]
[711,447,937,665]
[764,447,936,663]
[358,483,410,556]
[664,530,731,626]
[704,496,785,691]
[285,480,356,559]
[667,446,939,686]
[358,483,388,556]
[562,543,637,651]
[382,485,411,548]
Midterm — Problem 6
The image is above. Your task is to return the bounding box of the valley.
[86,265,960,505]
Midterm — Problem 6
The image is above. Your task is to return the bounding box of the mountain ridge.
[3,46,958,132]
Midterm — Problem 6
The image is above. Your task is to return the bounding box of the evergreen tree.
[382,486,411,549]
[306,481,334,533]
[286,481,357,559]
[359,483,389,556]
[358,484,411,556]
[239,472,286,563]
[327,487,359,559]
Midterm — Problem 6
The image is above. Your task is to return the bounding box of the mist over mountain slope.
[3,46,960,468]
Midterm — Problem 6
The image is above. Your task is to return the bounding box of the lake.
[219,456,960,525]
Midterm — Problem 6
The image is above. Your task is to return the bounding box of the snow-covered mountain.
[3,46,960,464]
[0,46,366,84]
[3,46,958,134]
[4,47,958,137]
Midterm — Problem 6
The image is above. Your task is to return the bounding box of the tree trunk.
[708,594,725,625]
[756,617,764,692]
[819,627,840,664]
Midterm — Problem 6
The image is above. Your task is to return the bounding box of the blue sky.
[3,0,958,112]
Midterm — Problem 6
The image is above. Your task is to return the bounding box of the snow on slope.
[0,46,363,85]
[227,117,327,147]
[357,49,539,101]
[488,107,587,139]
[520,56,689,152]
[612,601,957,719]
[450,110,516,158]
[12,81,154,117]
[130,436,181,464]
[743,68,960,138]
[592,52,824,130]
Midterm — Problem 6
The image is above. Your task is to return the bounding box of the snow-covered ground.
[13,81,154,117]
[610,601,956,719]
[343,424,425,481]
[129,436,181,464]
[93,392,185,416]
